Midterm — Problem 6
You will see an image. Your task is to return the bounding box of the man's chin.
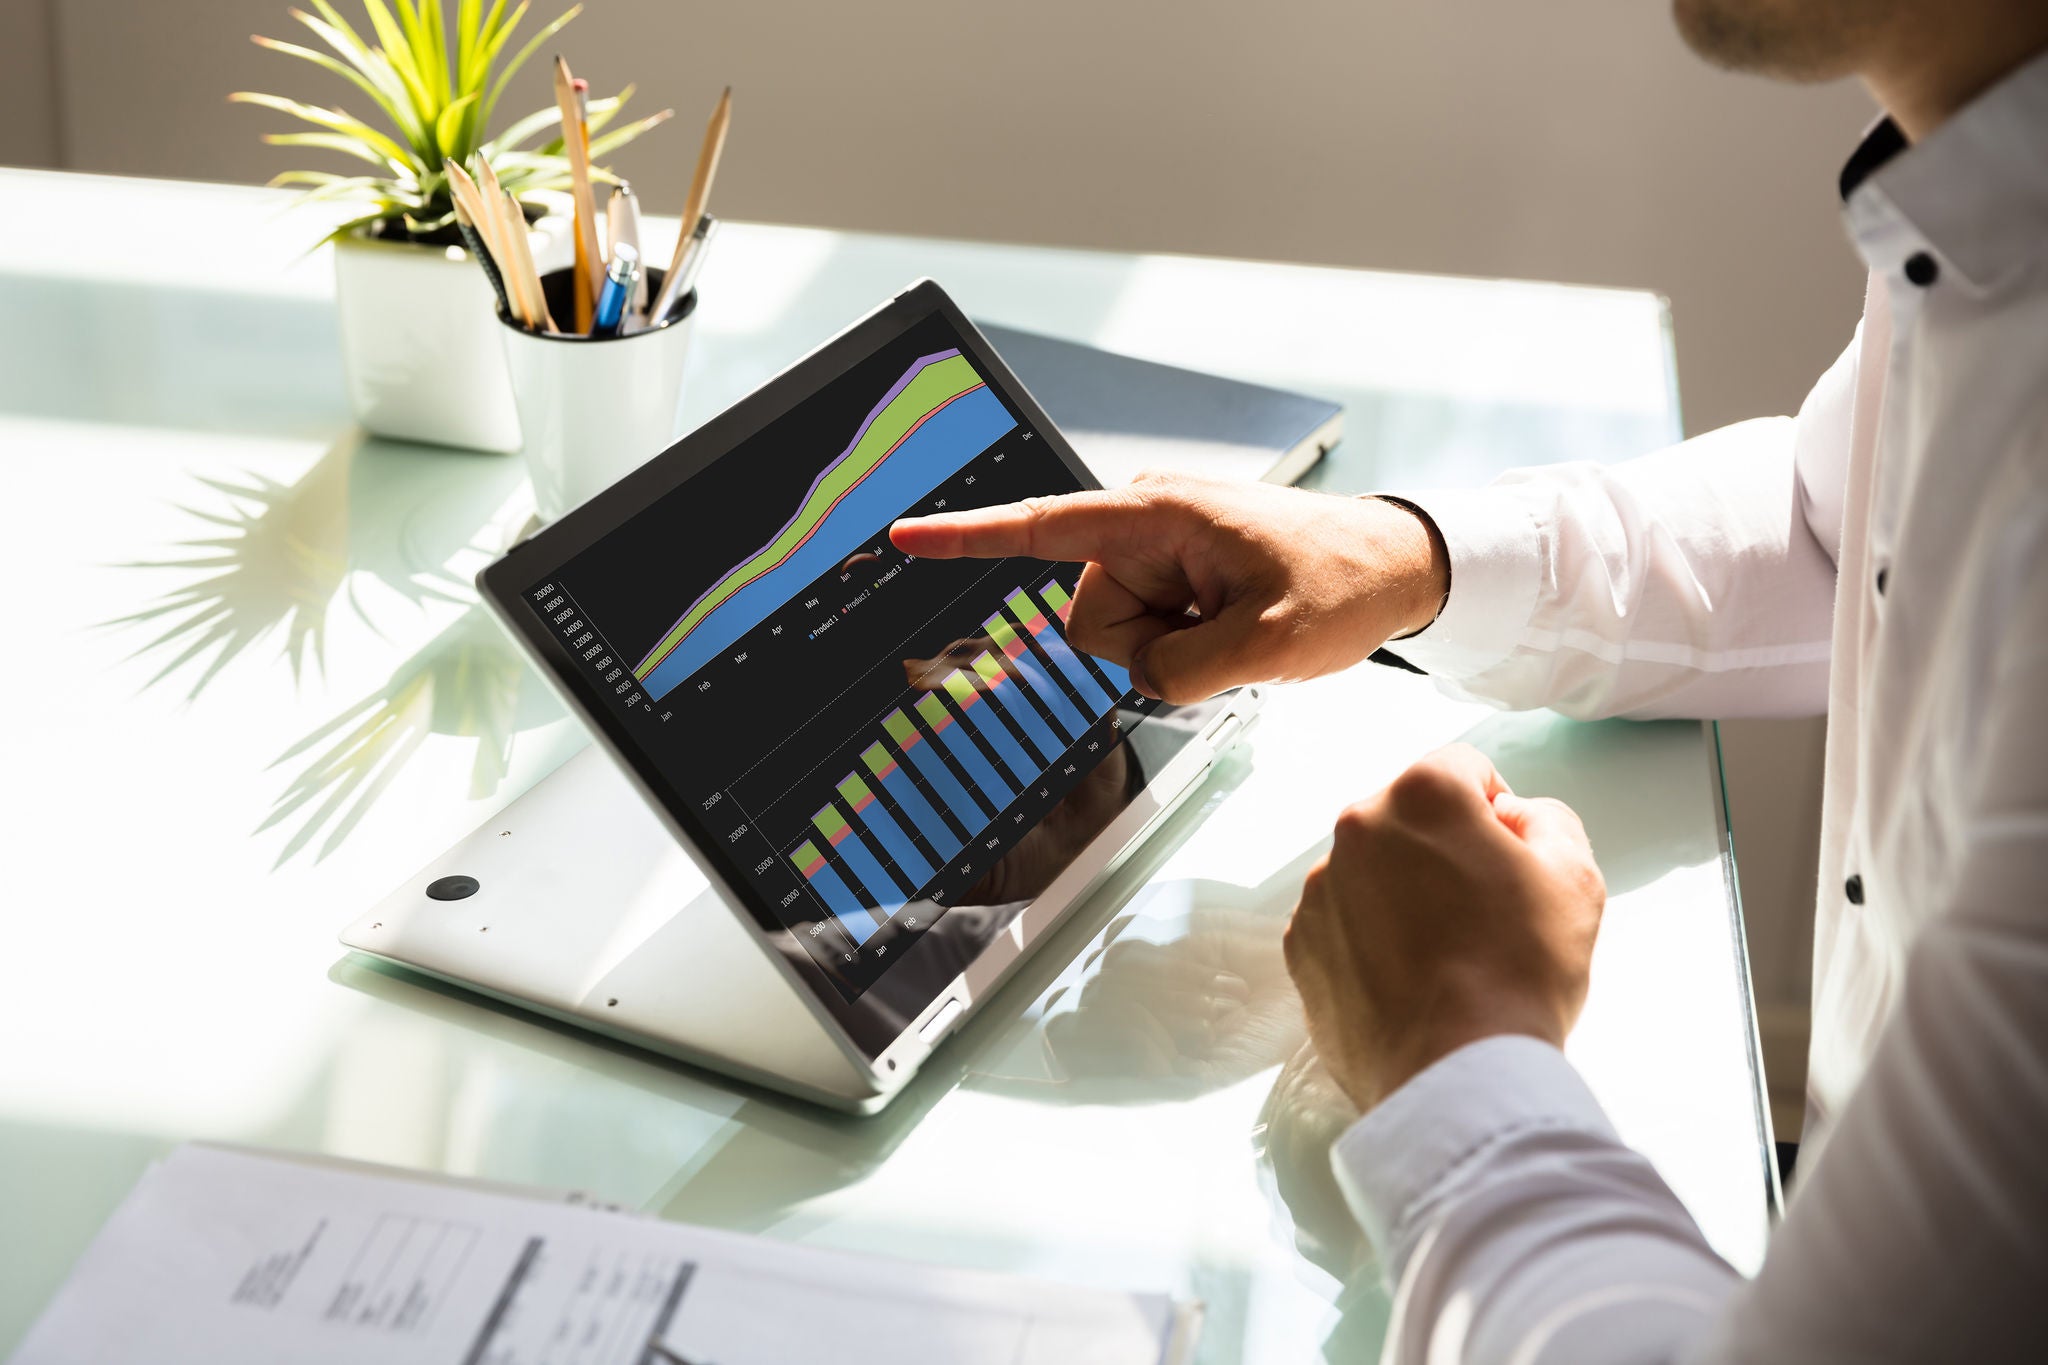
[1672,0,1876,82]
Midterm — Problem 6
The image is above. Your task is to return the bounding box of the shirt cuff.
[1331,1035,1617,1267]
[1378,486,1546,681]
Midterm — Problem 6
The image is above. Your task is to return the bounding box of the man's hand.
[1283,744,1606,1111]
[890,473,1448,703]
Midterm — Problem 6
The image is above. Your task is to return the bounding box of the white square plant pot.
[331,206,573,453]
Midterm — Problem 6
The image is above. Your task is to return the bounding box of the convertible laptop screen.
[513,310,1170,1006]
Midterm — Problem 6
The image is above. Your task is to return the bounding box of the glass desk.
[0,170,1769,1362]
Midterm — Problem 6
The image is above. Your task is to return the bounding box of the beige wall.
[11,0,1858,1119]
[35,1,1876,433]
[0,0,61,168]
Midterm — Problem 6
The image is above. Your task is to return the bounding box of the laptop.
[340,280,1264,1113]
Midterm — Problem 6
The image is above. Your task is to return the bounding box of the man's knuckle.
[1333,800,1380,844]
[1386,760,1463,815]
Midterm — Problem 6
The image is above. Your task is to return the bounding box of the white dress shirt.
[1331,49,2048,1363]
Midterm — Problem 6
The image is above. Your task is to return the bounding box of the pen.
[606,183,647,321]
[665,215,720,312]
[593,240,640,337]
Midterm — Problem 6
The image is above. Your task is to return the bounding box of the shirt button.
[1845,874,1865,904]
[1905,252,1939,287]
[1876,567,1888,595]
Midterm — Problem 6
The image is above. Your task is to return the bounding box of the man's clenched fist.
[1283,744,1607,1111]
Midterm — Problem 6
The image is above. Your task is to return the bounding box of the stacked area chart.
[632,350,1015,701]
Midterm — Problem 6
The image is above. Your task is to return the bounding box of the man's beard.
[1672,0,1893,81]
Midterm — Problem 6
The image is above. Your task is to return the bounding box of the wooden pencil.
[468,156,536,328]
[554,56,604,333]
[445,159,524,324]
[649,86,731,324]
[449,196,511,320]
[501,189,557,334]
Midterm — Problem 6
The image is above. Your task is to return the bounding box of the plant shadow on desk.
[103,427,525,701]
[96,426,557,863]
[259,604,559,863]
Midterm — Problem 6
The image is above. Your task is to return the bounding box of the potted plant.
[235,1,668,452]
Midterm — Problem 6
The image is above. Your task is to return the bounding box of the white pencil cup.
[500,267,697,521]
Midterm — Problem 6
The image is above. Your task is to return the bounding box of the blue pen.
[592,240,640,337]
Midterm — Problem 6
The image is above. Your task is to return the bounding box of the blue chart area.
[639,384,1015,700]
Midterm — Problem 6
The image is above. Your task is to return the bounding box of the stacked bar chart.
[971,653,1064,762]
[812,804,907,909]
[915,690,1013,805]
[1005,587,1117,712]
[983,610,1091,740]
[783,579,1141,947]
[836,772,934,886]
[1038,580,1133,695]
[793,839,881,943]
[882,709,987,832]
[861,741,958,850]
[940,668,1038,784]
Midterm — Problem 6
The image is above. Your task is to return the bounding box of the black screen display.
[512,308,1174,1018]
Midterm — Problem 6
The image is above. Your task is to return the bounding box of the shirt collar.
[1841,46,2048,295]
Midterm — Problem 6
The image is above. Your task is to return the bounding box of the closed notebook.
[979,322,1344,487]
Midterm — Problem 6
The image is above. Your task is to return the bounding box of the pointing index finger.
[890,489,1138,562]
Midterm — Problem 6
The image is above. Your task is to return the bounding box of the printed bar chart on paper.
[793,839,881,943]
[632,350,1016,699]
[862,741,963,858]
[941,669,1038,785]
[837,772,935,885]
[884,708,989,836]
[916,691,1014,808]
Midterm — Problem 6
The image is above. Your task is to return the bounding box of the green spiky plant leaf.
[233,1,671,246]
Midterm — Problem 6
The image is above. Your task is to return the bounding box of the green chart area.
[633,352,990,681]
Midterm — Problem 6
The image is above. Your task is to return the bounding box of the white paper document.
[12,1145,1194,1365]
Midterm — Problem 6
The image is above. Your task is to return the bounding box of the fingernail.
[1129,654,1160,700]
